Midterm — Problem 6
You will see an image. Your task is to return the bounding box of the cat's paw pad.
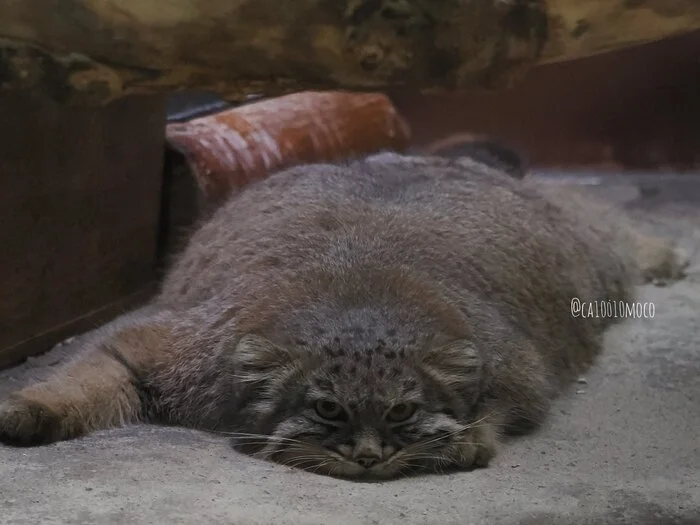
[0,396,64,447]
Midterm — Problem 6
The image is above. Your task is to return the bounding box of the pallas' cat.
[0,153,682,479]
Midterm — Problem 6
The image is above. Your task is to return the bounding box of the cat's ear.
[420,340,484,391]
[231,334,298,384]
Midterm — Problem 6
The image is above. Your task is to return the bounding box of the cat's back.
[160,155,631,321]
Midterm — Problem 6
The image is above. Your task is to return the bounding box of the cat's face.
[231,334,494,479]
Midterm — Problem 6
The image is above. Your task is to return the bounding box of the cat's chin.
[264,445,406,480]
[268,447,471,481]
[240,429,496,480]
[299,461,411,481]
[298,457,482,481]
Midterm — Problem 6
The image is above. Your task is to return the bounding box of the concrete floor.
[1,173,699,525]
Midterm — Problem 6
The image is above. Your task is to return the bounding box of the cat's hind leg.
[0,309,174,446]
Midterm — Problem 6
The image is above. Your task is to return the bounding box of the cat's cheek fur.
[229,335,314,434]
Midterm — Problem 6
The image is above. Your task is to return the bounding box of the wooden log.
[1,1,699,104]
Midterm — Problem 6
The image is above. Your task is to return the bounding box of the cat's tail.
[0,307,176,446]
[530,181,688,285]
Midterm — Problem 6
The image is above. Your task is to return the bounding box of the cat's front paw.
[637,237,689,285]
[0,396,65,447]
[451,437,496,470]
[445,421,498,471]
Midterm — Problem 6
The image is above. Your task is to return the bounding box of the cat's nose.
[356,454,381,468]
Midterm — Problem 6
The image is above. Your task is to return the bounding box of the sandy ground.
[1,173,699,525]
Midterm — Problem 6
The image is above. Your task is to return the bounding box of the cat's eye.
[314,400,347,421]
[386,403,417,423]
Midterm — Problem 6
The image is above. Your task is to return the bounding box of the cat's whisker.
[326,462,342,478]
[307,459,336,474]
[231,442,276,449]
[401,461,428,469]
[468,410,505,429]
[213,431,306,445]
[393,461,429,477]
[405,426,471,451]
[283,458,324,469]
[406,454,441,459]
[282,454,336,470]
[277,455,317,467]
[403,415,497,454]
[284,453,330,462]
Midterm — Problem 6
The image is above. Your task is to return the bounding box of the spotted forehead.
[311,349,420,404]
[287,312,420,352]
[321,338,407,361]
